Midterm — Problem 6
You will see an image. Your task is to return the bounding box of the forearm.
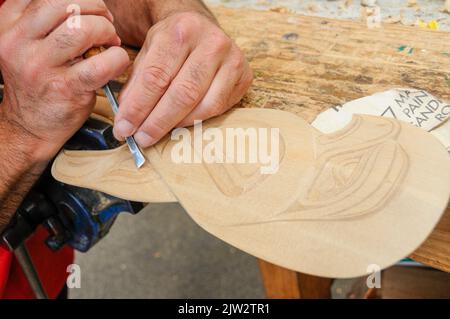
[0,106,47,232]
[105,0,215,47]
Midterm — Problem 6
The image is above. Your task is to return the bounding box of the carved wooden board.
[52,108,450,278]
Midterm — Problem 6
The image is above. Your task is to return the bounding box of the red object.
[0,0,74,299]
[0,228,74,299]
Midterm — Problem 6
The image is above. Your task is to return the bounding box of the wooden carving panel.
[56,6,450,275]
[52,109,450,278]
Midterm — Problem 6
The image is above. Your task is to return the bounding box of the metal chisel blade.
[103,84,146,168]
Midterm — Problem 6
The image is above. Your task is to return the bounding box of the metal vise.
[1,117,143,253]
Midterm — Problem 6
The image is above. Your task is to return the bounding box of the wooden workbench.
[120,6,450,298]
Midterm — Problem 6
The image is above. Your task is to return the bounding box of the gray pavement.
[70,203,265,299]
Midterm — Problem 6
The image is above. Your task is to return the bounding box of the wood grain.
[259,260,302,299]
[206,7,450,275]
[86,7,450,274]
[118,7,450,117]
[258,260,332,299]
[52,109,450,278]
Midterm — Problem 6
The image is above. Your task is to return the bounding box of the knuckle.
[170,12,202,42]
[242,68,254,88]
[141,64,172,94]
[95,15,116,34]
[46,76,74,99]
[78,16,98,37]
[48,74,92,102]
[174,12,201,29]
[171,22,189,45]
[121,103,148,125]
[173,80,202,107]
[144,116,170,138]
[119,95,152,122]
[54,26,85,49]
[120,98,153,125]
[91,0,109,14]
[230,53,245,70]
[78,65,101,90]
[121,101,148,124]
[209,33,232,54]
[54,16,113,50]
[208,97,227,117]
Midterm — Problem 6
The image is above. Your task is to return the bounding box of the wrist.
[0,102,52,167]
[0,105,48,232]
[147,0,216,25]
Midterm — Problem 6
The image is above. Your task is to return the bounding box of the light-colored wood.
[65,7,450,274]
[195,7,450,275]
[52,108,450,278]
[52,146,175,203]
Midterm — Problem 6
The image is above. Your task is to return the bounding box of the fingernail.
[134,131,155,148]
[115,119,135,138]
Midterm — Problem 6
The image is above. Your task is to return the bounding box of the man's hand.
[113,10,253,147]
[0,0,129,228]
[0,0,130,163]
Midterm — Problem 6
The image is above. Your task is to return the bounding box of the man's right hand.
[0,0,130,163]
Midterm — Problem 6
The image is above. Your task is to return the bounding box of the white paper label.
[312,89,450,151]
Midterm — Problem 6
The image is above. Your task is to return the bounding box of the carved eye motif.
[281,117,409,221]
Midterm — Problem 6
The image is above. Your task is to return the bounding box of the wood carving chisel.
[103,83,146,168]
[85,48,146,169]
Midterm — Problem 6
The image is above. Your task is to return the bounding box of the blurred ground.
[70,203,265,298]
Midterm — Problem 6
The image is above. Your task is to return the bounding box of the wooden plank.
[259,260,332,299]
[212,7,450,122]
[259,260,301,299]
[116,7,450,273]
[411,214,450,273]
[297,272,333,299]
[380,266,450,298]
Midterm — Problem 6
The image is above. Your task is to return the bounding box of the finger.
[131,46,229,148]
[67,46,130,93]
[227,62,254,106]
[178,56,252,127]
[0,0,32,27]
[42,15,120,66]
[112,32,192,140]
[18,0,113,39]
[0,0,32,15]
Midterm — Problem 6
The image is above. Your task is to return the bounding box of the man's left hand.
[113,11,253,148]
